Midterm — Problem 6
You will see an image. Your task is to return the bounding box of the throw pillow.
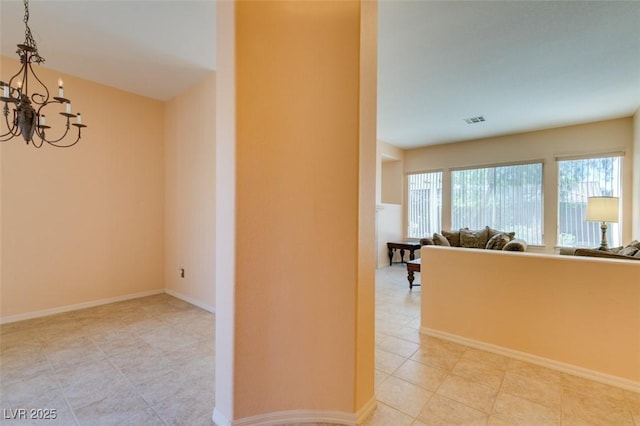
[460,227,490,249]
[442,230,461,247]
[420,237,434,246]
[619,246,639,257]
[432,233,451,246]
[486,233,512,250]
[628,240,640,250]
[503,239,527,252]
[487,227,501,240]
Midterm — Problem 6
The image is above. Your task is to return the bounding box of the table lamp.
[586,196,619,250]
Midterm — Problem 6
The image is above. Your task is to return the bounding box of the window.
[407,171,442,238]
[451,163,543,244]
[557,155,621,247]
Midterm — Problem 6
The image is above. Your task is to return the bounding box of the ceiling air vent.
[464,116,485,124]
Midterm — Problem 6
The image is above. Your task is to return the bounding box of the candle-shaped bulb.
[66,102,71,114]
[76,113,82,125]
[40,114,46,126]
[2,84,8,98]
[17,81,22,89]
[58,79,64,98]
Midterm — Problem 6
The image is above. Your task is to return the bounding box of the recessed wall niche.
[381,155,402,205]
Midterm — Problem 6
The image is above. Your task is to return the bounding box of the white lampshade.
[586,196,619,223]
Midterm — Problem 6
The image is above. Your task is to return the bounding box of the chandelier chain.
[21,0,44,64]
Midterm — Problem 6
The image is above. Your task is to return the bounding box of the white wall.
[164,72,216,312]
[376,140,405,267]
[376,204,404,267]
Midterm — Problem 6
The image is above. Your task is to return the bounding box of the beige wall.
[405,118,635,252]
[633,109,640,240]
[378,140,404,205]
[381,160,402,205]
[356,0,377,410]
[164,73,216,311]
[214,1,376,422]
[421,246,640,385]
[0,56,165,321]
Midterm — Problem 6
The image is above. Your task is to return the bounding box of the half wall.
[420,246,640,389]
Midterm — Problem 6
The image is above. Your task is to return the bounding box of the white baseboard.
[421,327,640,393]
[165,288,215,313]
[212,400,376,426]
[212,408,231,426]
[0,289,164,325]
[356,396,377,425]
[1,288,215,325]
[228,409,358,426]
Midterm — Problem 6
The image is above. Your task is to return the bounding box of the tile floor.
[367,265,639,426]
[1,294,215,425]
[0,265,638,425]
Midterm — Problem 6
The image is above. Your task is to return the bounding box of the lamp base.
[597,222,609,251]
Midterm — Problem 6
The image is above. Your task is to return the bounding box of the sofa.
[561,240,640,261]
[420,226,527,252]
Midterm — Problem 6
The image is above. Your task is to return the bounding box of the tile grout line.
[38,330,82,426]
[487,359,508,422]
[98,321,171,426]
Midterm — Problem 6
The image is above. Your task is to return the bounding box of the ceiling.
[378,1,640,148]
[0,0,216,101]
[1,1,639,149]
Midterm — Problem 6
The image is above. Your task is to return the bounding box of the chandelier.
[0,0,87,148]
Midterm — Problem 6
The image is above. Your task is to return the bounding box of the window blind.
[557,156,621,247]
[451,163,543,244]
[407,171,443,238]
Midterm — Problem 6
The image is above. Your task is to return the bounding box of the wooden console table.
[407,259,421,290]
[387,241,421,266]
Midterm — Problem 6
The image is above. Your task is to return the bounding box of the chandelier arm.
[34,123,71,145]
[31,93,48,105]
[0,109,20,140]
[1,127,22,141]
[32,114,83,148]
[7,62,27,94]
[33,104,71,144]
[44,128,81,148]
[26,62,50,105]
[1,128,21,141]
[31,136,44,148]
[48,134,81,148]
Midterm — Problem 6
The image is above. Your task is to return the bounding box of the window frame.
[556,152,623,248]
[450,160,544,245]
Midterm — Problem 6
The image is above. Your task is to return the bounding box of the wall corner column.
[214,1,376,424]
[213,0,236,424]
